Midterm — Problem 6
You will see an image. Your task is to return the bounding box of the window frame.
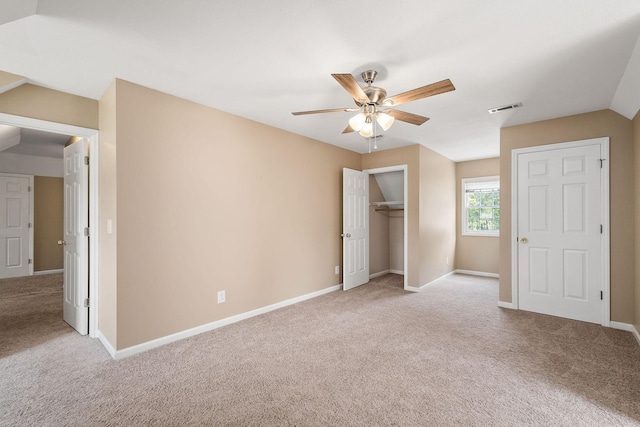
[461,175,500,237]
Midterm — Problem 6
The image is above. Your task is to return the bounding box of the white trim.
[497,301,515,309]
[461,175,500,237]
[405,271,455,292]
[110,283,343,360]
[0,113,99,337]
[454,269,499,278]
[511,137,610,326]
[0,76,27,95]
[389,269,404,275]
[34,269,64,275]
[364,164,408,291]
[609,322,640,347]
[369,270,390,279]
[97,330,117,358]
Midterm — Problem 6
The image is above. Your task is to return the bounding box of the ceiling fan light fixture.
[348,112,366,131]
[375,112,395,131]
[359,120,373,137]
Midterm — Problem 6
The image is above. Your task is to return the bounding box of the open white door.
[62,139,89,335]
[342,168,369,290]
[0,174,31,278]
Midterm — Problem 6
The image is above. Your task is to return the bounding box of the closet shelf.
[370,201,404,207]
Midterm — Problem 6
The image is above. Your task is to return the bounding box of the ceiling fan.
[292,70,455,138]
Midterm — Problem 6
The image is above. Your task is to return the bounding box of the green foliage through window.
[463,178,499,235]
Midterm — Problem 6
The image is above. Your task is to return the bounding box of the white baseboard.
[369,270,390,279]
[389,269,404,275]
[108,283,343,360]
[454,269,499,278]
[610,321,640,346]
[405,271,455,292]
[34,269,63,275]
[497,301,515,309]
[97,330,117,358]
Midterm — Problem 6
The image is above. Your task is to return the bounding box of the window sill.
[462,232,499,237]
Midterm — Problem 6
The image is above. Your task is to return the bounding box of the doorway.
[0,113,99,337]
[511,137,610,325]
[342,165,408,291]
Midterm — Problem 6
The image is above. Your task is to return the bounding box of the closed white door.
[0,175,30,278]
[343,168,369,290]
[63,139,89,335]
[517,142,603,323]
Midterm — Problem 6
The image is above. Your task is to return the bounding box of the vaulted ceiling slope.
[1,0,640,161]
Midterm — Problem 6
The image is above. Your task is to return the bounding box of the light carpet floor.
[1,273,639,426]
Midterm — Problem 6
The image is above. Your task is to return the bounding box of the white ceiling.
[1,0,640,161]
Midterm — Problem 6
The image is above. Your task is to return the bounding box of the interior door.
[0,175,30,278]
[517,143,603,323]
[63,139,89,335]
[342,168,369,290]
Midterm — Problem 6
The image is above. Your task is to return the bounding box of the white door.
[63,139,89,335]
[516,142,604,323]
[0,175,30,278]
[342,168,369,290]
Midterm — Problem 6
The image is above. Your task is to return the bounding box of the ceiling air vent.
[488,102,523,114]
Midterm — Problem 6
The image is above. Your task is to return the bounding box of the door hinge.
[84,156,89,166]
[27,186,31,192]
[28,222,32,228]
[600,224,603,234]
[28,259,32,264]
[84,227,90,237]
[600,291,603,300]
[84,298,90,308]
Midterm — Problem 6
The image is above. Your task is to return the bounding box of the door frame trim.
[363,164,408,291]
[0,113,99,336]
[510,137,610,326]
[0,172,34,276]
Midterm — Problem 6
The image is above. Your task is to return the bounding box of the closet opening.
[366,166,407,290]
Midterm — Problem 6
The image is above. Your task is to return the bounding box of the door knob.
[520,237,528,243]
[341,233,351,238]
[57,240,67,246]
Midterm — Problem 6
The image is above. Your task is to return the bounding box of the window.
[462,176,500,236]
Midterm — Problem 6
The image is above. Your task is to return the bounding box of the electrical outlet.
[335,266,340,275]
[217,290,226,304]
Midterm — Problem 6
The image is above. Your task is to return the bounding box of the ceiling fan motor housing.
[356,70,387,106]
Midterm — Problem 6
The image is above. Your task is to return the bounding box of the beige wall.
[500,109,634,323]
[98,82,118,346]
[0,83,98,130]
[419,146,456,285]
[389,211,404,272]
[634,110,640,333]
[455,158,500,274]
[109,79,361,349]
[369,175,390,275]
[33,176,63,271]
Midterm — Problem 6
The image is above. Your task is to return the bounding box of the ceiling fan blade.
[332,74,371,104]
[292,108,358,116]
[387,109,430,126]
[342,124,355,134]
[385,79,455,107]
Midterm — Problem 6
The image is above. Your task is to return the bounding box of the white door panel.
[63,139,89,335]
[343,168,369,290]
[517,143,603,324]
[0,175,30,278]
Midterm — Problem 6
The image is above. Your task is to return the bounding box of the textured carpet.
[1,273,639,426]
